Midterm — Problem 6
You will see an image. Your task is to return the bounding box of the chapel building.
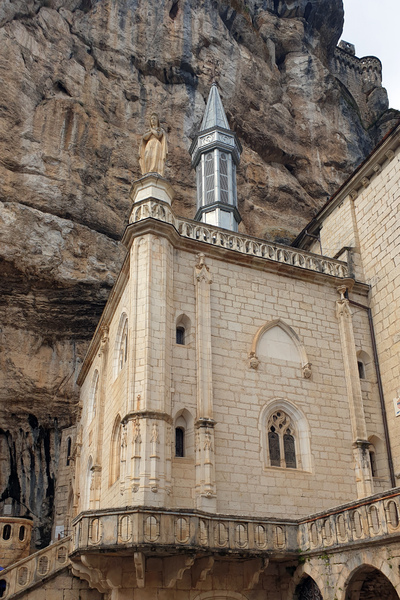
[1,85,400,600]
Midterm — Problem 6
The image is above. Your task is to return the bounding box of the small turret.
[190,84,242,231]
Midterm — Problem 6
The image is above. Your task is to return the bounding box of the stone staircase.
[0,536,71,598]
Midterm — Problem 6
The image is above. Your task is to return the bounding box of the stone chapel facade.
[1,86,400,600]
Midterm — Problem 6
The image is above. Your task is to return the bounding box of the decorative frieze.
[128,199,349,278]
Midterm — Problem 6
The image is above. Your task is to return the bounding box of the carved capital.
[336,299,351,319]
[194,253,212,284]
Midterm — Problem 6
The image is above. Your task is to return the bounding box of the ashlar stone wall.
[74,212,388,519]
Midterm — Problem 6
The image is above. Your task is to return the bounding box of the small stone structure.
[0,517,33,569]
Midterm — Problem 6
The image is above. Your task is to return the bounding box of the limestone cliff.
[0,0,398,546]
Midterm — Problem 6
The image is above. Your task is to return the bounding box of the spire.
[189,85,242,232]
[200,83,230,131]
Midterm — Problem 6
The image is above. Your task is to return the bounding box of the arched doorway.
[295,576,323,600]
[345,567,398,600]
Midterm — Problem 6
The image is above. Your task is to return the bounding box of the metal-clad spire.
[200,83,230,131]
[189,84,242,233]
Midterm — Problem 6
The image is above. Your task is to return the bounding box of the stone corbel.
[244,558,269,590]
[361,177,369,188]
[192,555,215,588]
[249,352,259,370]
[134,551,145,588]
[302,362,312,379]
[385,149,395,161]
[163,555,195,588]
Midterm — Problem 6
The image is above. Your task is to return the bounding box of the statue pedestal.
[129,173,174,206]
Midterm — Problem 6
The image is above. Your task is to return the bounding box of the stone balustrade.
[0,536,71,599]
[129,199,349,278]
[72,508,298,557]
[299,489,400,553]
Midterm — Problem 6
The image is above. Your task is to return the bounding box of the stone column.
[336,284,373,498]
[194,253,216,511]
[91,325,109,508]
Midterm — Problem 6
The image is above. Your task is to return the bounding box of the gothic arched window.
[89,370,99,421]
[267,411,297,469]
[114,313,128,378]
[109,416,122,486]
[119,320,128,372]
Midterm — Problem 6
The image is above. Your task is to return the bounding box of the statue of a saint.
[139,113,168,176]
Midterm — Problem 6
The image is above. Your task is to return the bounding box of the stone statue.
[139,113,168,176]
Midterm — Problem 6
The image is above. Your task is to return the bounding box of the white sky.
[342,0,400,110]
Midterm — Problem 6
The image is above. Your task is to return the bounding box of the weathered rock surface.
[0,0,398,544]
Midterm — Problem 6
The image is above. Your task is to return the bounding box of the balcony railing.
[0,536,71,599]
[129,199,349,278]
[298,489,400,552]
[71,508,298,557]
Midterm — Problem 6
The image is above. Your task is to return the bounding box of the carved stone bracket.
[302,362,312,379]
[192,555,215,588]
[71,555,122,595]
[163,555,195,588]
[244,558,269,590]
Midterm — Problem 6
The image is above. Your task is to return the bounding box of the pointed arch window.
[267,411,297,469]
[109,416,122,486]
[119,320,128,371]
[114,313,128,378]
[89,370,99,420]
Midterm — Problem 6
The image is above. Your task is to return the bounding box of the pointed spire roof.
[200,83,230,131]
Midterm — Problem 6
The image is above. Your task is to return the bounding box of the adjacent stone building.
[1,86,400,600]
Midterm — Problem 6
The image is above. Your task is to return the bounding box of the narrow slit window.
[369,450,377,477]
[175,427,184,457]
[66,437,72,466]
[19,526,25,541]
[358,360,366,379]
[176,327,185,345]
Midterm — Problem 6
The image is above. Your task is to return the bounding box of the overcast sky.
[342,0,400,110]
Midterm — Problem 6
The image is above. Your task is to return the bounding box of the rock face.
[0,0,398,546]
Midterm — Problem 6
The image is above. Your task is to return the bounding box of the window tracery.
[267,410,297,469]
